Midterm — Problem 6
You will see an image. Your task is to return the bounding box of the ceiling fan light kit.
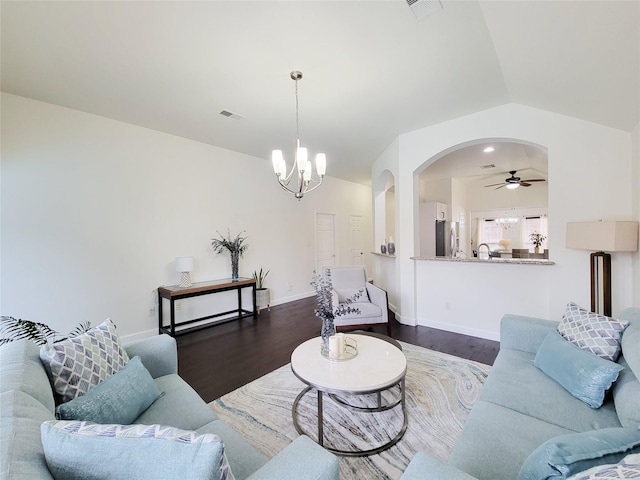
[272,71,326,200]
[484,170,546,190]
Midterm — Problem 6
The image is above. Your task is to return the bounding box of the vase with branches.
[211,230,249,280]
[0,316,91,346]
[310,270,362,357]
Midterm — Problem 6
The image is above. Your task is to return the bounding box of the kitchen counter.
[411,256,554,265]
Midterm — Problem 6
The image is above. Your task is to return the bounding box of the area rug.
[209,342,490,480]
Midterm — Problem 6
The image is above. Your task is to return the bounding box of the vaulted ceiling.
[1,1,638,185]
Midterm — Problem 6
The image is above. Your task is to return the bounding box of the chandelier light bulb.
[316,153,326,176]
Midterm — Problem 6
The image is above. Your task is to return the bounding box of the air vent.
[406,0,442,19]
[480,164,496,169]
[219,110,244,120]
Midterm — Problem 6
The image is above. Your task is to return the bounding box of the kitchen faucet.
[477,243,492,259]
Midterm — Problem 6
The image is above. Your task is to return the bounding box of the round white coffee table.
[290,334,408,456]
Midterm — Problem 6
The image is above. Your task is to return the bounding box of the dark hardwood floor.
[177,296,500,403]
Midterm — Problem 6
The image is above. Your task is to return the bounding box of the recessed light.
[483,146,495,153]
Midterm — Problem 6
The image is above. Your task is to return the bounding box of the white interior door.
[349,214,364,265]
[315,213,336,270]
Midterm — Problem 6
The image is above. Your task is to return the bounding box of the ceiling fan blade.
[494,184,506,190]
[520,179,546,183]
[519,182,532,187]
[484,182,505,187]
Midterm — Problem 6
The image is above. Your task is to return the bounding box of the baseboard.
[121,328,158,343]
[396,314,417,327]
[270,290,315,307]
[417,318,500,342]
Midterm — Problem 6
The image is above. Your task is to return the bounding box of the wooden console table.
[158,278,256,337]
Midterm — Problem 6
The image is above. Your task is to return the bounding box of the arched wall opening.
[373,169,396,254]
[413,138,549,260]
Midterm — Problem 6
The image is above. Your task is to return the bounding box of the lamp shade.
[175,256,194,273]
[566,221,639,252]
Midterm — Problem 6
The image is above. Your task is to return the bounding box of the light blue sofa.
[0,334,339,480]
[401,307,640,480]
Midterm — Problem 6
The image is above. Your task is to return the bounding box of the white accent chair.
[326,266,391,337]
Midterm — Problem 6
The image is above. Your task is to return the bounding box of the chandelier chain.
[295,78,300,143]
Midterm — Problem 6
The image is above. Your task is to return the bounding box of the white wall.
[373,103,638,338]
[633,122,640,306]
[1,93,372,339]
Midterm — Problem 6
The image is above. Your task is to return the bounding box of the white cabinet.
[419,202,449,257]
[420,202,448,221]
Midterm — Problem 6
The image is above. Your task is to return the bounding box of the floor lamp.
[566,221,638,317]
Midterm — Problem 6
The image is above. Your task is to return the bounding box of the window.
[480,218,503,248]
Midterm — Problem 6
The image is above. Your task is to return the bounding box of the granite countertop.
[411,256,554,265]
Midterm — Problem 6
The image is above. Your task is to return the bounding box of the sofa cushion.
[0,339,55,412]
[197,419,268,480]
[480,348,621,432]
[567,453,640,479]
[612,356,640,429]
[0,390,55,480]
[619,308,640,383]
[450,400,574,480]
[558,303,628,362]
[39,319,129,403]
[518,428,640,480]
[533,332,623,409]
[135,374,217,431]
[56,356,162,424]
[41,421,234,480]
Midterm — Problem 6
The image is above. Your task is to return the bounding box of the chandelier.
[271,71,326,200]
[495,216,519,230]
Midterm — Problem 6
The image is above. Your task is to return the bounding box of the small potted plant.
[529,232,547,254]
[252,268,270,313]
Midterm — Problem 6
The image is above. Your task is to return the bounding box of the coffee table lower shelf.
[291,379,408,457]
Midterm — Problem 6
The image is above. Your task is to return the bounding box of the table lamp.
[566,221,638,316]
[175,256,194,288]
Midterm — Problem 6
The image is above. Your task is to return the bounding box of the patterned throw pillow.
[39,319,129,403]
[558,303,629,362]
[41,421,235,480]
[568,453,640,479]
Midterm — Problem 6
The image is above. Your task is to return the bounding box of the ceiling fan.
[484,170,546,190]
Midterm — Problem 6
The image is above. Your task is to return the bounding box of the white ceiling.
[1,1,638,186]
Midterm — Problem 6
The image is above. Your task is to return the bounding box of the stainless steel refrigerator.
[435,220,459,258]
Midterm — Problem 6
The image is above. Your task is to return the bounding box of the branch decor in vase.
[529,232,547,254]
[310,270,362,358]
[211,230,249,280]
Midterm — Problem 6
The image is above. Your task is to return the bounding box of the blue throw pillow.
[518,428,640,480]
[533,332,624,408]
[55,356,162,424]
[41,421,234,480]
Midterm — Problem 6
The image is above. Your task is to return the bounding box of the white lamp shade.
[272,150,285,176]
[303,161,312,181]
[315,153,326,176]
[175,256,194,272]
[296,147,308,172]
[566,221,639,252]
[506,183,519,190]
